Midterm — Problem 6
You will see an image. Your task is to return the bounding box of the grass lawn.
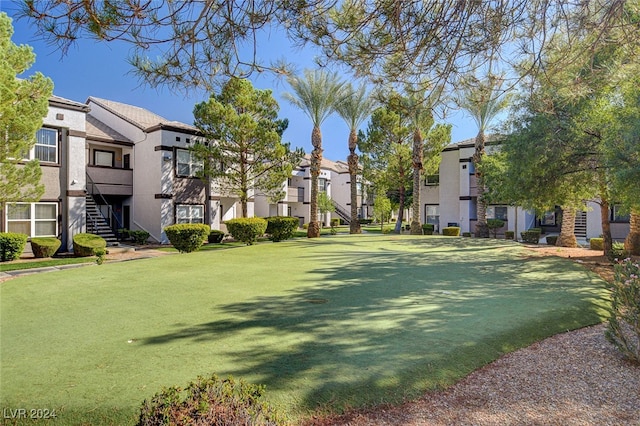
[0,235,608,425]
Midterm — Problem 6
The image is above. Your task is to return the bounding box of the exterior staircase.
[574,210,587,239]
[332,201,351,225]
[86,195,118,245]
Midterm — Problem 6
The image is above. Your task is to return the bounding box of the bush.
[30,237,62,258]
[128,230,150,245]
[486,219,505,238]
[95,248,106,265]
[546,236,559,246]
[359,218,373,225]
[208,229,225,244]
[0,232,28,261]
[442,227,460,236]
[462,232,472,237]
[225,218,267,245]
[505,231,515,240]
[137,373,286,426]
[605,259,640,364]
[590,237,604,251]
[73,233,107,257]
[330,218,340,227]
[520,229,541,244]
[422,223,434,235]
[608,242,629,263]
[164,224,210,253]
[265,217,298,242]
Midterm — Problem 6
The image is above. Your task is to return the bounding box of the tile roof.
[87,96,198,133]
[49,95,90,112]
[86,115,133,145]
[299,154,350,173]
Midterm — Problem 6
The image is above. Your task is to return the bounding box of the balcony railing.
[87,165,133,196]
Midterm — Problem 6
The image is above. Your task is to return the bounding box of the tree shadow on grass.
[140,238,608,415]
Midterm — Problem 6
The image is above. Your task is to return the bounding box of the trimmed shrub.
[95,248,106,265]
[486,219,505,238]
[265,216,298,242]
[30,237,62,258]
[590,237,604,251]
[505,231,515,240]
[0,232,28,261]
[129,230,150,245]
[462,232,472,237]
[208,229,225,244]
[422,223,434,235]
[330,218,340,227]
[226,218,267,245]
[164,224,210,253]
[442,226,460,236]
[359,218,373,225]
[608,242,629,263]
[546,235,559,246]
[73,233,107,257]
[605,258,640,363]
[520,229,541,244]
[137,373,286,426]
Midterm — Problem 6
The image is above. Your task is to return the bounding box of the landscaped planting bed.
[0,236,608,425]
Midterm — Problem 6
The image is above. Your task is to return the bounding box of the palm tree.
[457,73,510,237]
[402,88,437,235]
[335,83,377,234]
[283,69,346,238]
[625,208,640,255]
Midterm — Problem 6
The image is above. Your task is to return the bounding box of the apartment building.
[1,95,89,251]
[420,138,631,240]
[254,155,371,227]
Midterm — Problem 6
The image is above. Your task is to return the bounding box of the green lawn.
[0,235,608,425]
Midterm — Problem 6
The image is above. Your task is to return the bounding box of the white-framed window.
[6,202,58,237]
[94,150,114,167]
[487,206,508,221]
[318,178,328,192]
[24,128,58,163]
[176,204,204,224]
[424,174,440,186]
[176,149,203,177]
[425,205,439,229]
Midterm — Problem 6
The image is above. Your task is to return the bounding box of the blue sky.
[4,4,478,161]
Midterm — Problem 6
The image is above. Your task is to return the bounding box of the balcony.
[287,186,305,203]
[87,165,133,196]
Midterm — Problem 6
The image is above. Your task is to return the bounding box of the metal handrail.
[86,173,124,234]
[332,200,352,224]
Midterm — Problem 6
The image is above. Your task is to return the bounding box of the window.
[425,205,439,230]
[424,174,440,186]
[467,161,475,174]
[487,206,508,221]
[318,178,327,192]
[540,210,556,226]
[176,204,204,224]
[94,150,114,167]
[24,128,58,163]
[611,205,630,223]
[6,203,58,237]
[176,149,203,177]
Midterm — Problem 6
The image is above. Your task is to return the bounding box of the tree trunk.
[599,199,613,256]
[473,131,489,237]
[410,128,423,235]
[348,129,361,234]
[625,208,640,255]
[557,206,578,247]
[395,186,405,234]
[308,126,322,238]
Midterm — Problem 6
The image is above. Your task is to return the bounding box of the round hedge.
[225,218,267,245]
[73,233,107,257]
[0,232,28,261]
[265,216,298,242]
[164,223,210,253]
[30,237,62,258]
